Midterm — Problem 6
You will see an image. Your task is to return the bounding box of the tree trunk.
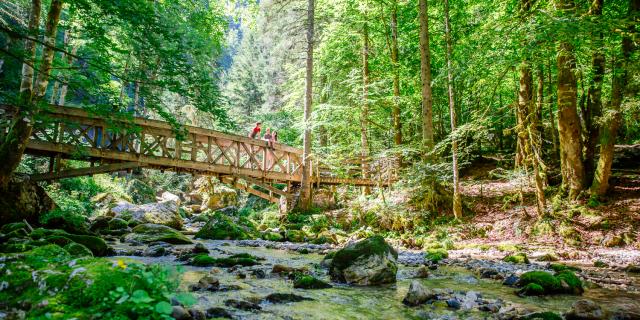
[584,0,604,184]
[556,0,584,199]
[299,0,315,209]
[57,46,76,106]
[360,15,371,196]
[418,0,434,152]
[390,0,402,145]
[0,0,63,189]
[591,0,638,197]
[547,62,559,159]
[443,0,461,219]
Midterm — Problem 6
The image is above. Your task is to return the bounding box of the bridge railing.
[0,105,305,182]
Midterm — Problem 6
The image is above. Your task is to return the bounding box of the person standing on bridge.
[249,122,261,139]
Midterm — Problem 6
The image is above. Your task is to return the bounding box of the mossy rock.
[190,254,216,267]
[425,248,449,263]
[555,270,583,294]
[261,231,284,242]
[550,263,581,273]
[293,275,332,289]
[0,242,35,253]
[30,228,109,256]
[503,253,530,264]
[1,222,28,234]
[63,242,94,257]
[518,283,545,296]
[331,236,397,271]
[0,228,29,242]
[285,230,306,243]
[194,212,248,240]
[45,235,74,246]
[127,223,192,245]
[24,244,72,268]
[519,311,563,320]
[108,218,129,230]
[537,253,559,262]
[517,271,561,293]
[212,257,259,267]
[329,235,398,285]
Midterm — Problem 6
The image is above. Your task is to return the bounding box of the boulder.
[124,223,192,244]
[328,236,398,285]
[194,212,248,240]
[264,293,312,304]
[125,179,156,204]
[63,242,93,257]
[293,275,332,289]
[224,299,261,311]
[190,275,220,291]
[402,280,435,306]
[285,229,306,243]
[194,177,237,211]
[111,200,183,230]
[0,177,55,225]
[564,300,606,320]
[159,191,181,205]
[30,228,110,256]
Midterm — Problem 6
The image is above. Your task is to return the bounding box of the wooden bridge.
[0,105,398,205]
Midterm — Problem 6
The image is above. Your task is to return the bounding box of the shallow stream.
[115,240,640,320]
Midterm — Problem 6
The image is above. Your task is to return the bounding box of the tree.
[299,0,315,209]
[555,0,585,200]
[418,0,434,152]
[360,4,371,196]
[443,0,461,219]
[390,0,401,146]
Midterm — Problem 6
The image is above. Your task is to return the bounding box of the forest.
[0,0,639,319]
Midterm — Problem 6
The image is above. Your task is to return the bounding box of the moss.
[286,230,306,243]
[262,231,284,242]
[518,283,545,296]
[212,257,259,267]
[330,236,397,271]
[25,244,73,269]
[593,260,608,268]
[425,248,449,263]
[63,242,94,257]
[311,236,329,245]
[0,242,35,253]
[190,254,216,267]
[503,252,530,264]
[128,223,192,244]
[537,253,559,262]
[293,275,332,289]
[518,271,561,293]
[108,218,129,230]
[555,270,583,294]
[64,234,109,257]
[194,212,248,240]
[45,235,74,246]
[520,312,563,320]
[1,222,28,234]
[0,228,29,241]
[550,263,581,273]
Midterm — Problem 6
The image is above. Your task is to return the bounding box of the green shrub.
[425,248,448,263]
[503,253,530,264]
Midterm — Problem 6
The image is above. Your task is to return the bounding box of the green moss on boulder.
[126,223,192,245]
[63,242,94,257]
[286,230,306,243]
[518,283,545,296]
[425,248,449,263]
[1,222,28,234]
[108,218,129,230]
[194,212,248,240]
[190,254,216,266]
[293,275,332,289]
[30,228,109,256]
[503,252,530,264]
[262,231,284,242]
[329,236,398,285]
[516,270,583,295]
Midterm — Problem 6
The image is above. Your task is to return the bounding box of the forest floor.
[451,169,640,267]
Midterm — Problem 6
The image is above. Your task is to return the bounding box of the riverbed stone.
[329,235,398,285]
[225,299,261,311]
[206,307,233,319]
[264,293,313,303]
[564,299,605,320]
[293,275,332,289]
[403,280,435,306]
[112,200,184,230]
[171,306,191,320]
[125,223,192,244]
[194,212,248,240]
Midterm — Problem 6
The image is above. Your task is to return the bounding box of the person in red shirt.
[249,122,261,139]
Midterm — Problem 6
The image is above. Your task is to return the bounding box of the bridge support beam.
[30,162,144,181]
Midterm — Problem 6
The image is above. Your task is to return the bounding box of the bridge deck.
[1,105,397,202]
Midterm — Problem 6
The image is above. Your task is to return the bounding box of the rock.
[189,254,216,267]
[503,274,519,286]
[30,228,110,256]
[516,270,583,295]
[205,307,233,319]
[446,298,461,310]
[425,248,448,263]
[624,264,640,273]
[41,213,90,235]
[293,275,332,289]
[194,177,238,211]
[602,233,624,247]
[89,216,111,233]
[564,299,606,320]
[503,252,530,264]
[63,242,93,257]
[188,309,206,320]
[224,299,261,311]
[191,275,219,291]
[402,280,435,306]
[124,224,192,244]
[264,293,313,304]
[111,201,184,230]
[593,260,608,268]
[252,269,266,279]
[171,306,192,320]
[329,235,398,285]
[479,268,499,279]
[0,222,28,234]
[108,218,129,230]
[160,191,181,205]
[537,253,560,262]
[192,243,209,254]
[261,231,284,242]
[125,179,156,204]
[285,229,306,243]
[518,283,545,296]
[414,266,429,279]
[0,177,55,225]
[143,243,170,257]
[194,212,248,240]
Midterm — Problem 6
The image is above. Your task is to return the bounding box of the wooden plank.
[238,175,294,199]
[30,162,143,181]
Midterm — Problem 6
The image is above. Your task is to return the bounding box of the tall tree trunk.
[591,0,638,196]
[49,29,71,105]
[299,0,315,209]
[0,0,63,189]
[418,0,434,152]
[584,0,604,184]
[547,62,559,158]
[556,0,584,199]
[443,0,461,219]
[390,0,402,146]
[360,14,371,196]
[57,45,76,106]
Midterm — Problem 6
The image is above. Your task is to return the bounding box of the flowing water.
[115,240,640,320]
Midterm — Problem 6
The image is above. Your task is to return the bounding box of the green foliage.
[425,248,449,263]
[503,253,530,264]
